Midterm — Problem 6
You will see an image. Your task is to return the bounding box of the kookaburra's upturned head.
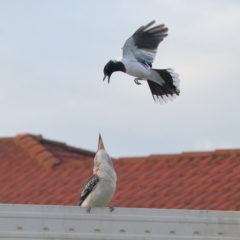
[78,134,117,213]
[103,20,181,104]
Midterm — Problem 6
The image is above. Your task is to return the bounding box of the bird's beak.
[98,134,105,150]
[103,75,110,84]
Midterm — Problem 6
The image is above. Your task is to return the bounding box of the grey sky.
[0,0,240,157]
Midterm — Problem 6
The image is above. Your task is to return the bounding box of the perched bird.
[103,20,180,104]
[78,134,117,212]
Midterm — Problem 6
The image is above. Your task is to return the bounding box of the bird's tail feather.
[147,69,180,104]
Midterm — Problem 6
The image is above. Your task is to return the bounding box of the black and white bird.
[78,134,117,212]
[103,20,180,104]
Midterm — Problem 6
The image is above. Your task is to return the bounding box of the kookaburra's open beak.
[98,134,105,150]
[103,75,110,84]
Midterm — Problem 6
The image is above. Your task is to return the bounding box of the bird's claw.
[134,78,142,85]
[86,206,114,212]
[109,206,114,212]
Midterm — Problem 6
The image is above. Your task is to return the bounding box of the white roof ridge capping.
[0,204,240,239]
[78,134,117,213]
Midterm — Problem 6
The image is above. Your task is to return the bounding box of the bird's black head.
[103,60,126,83]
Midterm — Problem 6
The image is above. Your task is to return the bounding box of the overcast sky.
[0,0,240,157]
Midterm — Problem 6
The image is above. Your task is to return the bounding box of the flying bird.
[78,134,117,212]
[103,21,180,104]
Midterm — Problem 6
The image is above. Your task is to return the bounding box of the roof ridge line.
[41,138,95,157]
[14,133,61,170]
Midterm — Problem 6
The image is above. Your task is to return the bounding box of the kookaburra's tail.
[147,69,180,104]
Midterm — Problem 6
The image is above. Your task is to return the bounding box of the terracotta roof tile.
[0,133,240,210]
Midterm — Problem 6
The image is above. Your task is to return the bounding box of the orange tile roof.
[1,133,240,210]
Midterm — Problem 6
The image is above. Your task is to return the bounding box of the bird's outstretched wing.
[78,174,99,206]
[122,21,168,66]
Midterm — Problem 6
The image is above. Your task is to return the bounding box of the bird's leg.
[134,77,143,85]
[108,206,114,212]
[86,206,91,213]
